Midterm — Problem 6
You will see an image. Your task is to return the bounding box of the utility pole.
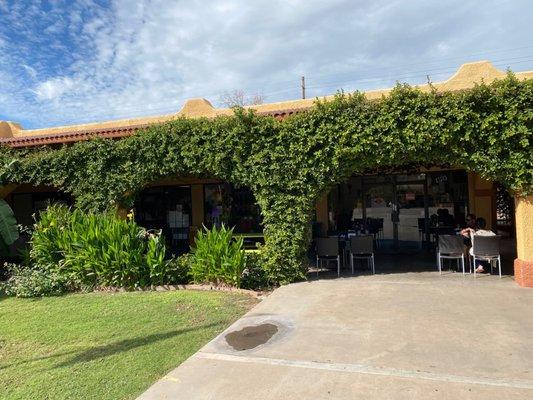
[301,76,306,99]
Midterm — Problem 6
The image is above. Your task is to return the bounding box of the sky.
[0,0,532,129]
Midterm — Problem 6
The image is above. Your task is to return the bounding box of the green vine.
[1,73,532,283]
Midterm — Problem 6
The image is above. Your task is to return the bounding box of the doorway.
[328,170,469,253]
[134,185,192,255]
[362,174,427,251]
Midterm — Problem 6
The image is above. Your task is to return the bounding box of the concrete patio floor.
[138,272,533,399]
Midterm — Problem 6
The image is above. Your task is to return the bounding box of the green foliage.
[0,199,19,254]
[1,264,71,298]
[0,74,532,284]
[241,251,270,290]
[163,254,191,285]
[145,231,167,285]
[29,205,168,289]
[190,225,246,287]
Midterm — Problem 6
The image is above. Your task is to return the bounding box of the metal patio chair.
[366,218,382,249]
[348,235,375,274]
[437,235,465,275]
[316,237,341,277]
[472,235,502,278]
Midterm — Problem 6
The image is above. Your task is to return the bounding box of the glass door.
[334,170,469,253]
[395,177,427,251]
[363,174,427,252]
[363,176,395,250]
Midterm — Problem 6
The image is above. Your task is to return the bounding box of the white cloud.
[0,0,532,128]
[21,64,38,79]
[34,76,76,100]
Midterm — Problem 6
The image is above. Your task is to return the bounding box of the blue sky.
[1,0,532,129]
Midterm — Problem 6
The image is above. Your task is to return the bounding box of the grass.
[0,290,257,400]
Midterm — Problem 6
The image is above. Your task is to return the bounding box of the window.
[204,184,262,233]
[134,186,192,254]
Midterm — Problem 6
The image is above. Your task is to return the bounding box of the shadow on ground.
[54,322,219,368]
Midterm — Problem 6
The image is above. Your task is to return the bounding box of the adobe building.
[1,61,532,286]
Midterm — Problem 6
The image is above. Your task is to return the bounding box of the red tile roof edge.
[0,108,307,148]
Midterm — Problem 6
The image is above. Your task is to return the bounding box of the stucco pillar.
[514,195,533,287]
[190,184,204,244]
[468,173,495,230]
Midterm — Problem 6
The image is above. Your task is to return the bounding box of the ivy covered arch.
[1,74,531,283]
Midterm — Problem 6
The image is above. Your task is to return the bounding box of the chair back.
[472,235,500,257]
[350,235,373,254]
[438,235,463,254]
[316,238,339,257]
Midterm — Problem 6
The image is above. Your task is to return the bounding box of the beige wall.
[190,184,204,228]
[468,173,495,230]
[515,195,533,261]
[0,183,19,199]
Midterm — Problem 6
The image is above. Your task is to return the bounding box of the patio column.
[514,195,533,287]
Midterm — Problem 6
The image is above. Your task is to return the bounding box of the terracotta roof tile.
[0,125,149,148]
[0,110,306,148]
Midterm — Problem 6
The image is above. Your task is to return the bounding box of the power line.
[304,55,533,93]
[28,52,533,126]
[227,44,533,93]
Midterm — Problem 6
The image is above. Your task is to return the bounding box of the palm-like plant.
[189,224,245,287]
[0,199,19,256]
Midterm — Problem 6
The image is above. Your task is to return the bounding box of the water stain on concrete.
[225,323,279,351]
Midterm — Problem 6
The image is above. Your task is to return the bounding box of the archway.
[312,166,519,276]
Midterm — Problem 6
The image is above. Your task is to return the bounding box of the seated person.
[460,217,495,273]
[465,213,477,230]
[437,208,455,227]
[461,213,477,246]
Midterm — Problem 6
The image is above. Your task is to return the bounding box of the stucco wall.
[515,195,533,261]
[468,173,495,230]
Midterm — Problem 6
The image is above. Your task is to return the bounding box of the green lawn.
[0,290,257,400]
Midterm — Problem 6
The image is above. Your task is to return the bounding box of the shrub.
[189,225,245,287]
[146,231,167,285]
[29,205,167,289]
[1,264,72,298]
[241,252,270,290]
[0,199,19,257]
[161,254,191,285]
